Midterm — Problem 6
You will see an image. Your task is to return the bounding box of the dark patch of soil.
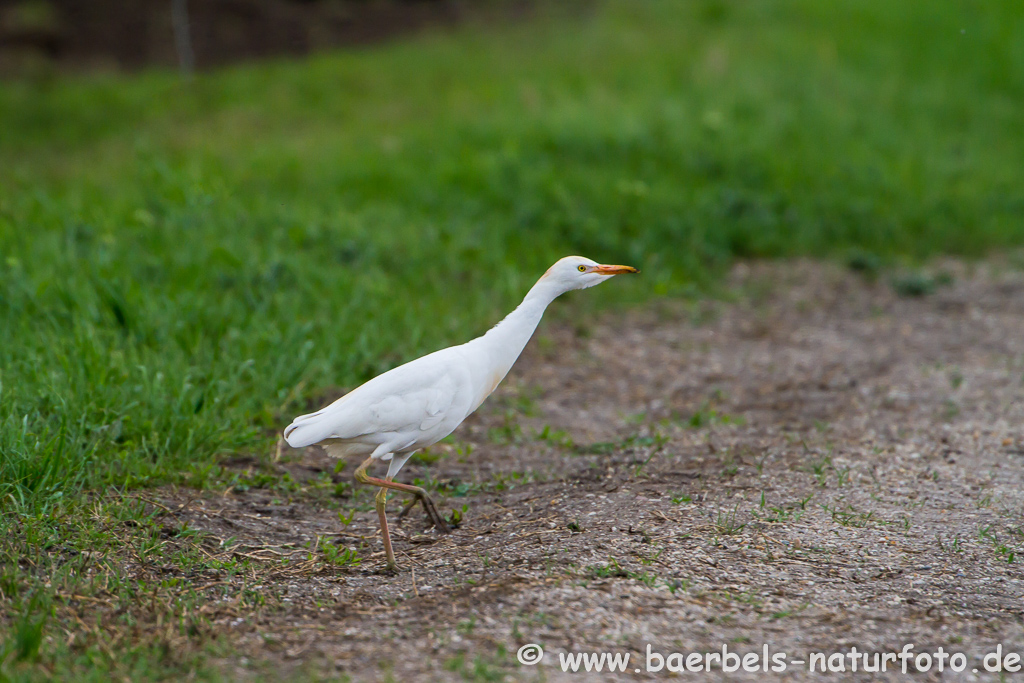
[154,260,1024,680]
[0,0,538,76]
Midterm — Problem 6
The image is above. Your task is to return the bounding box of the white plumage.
[284,255,637,569]
[285,352,469,478]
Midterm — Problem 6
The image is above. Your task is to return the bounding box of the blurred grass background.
[1,0,1023,508]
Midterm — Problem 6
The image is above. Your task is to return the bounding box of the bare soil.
[156,260,1024,681]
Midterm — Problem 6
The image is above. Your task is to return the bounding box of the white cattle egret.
[284,255,638,569]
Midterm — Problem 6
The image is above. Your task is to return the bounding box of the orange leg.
[354,457,450,569]
[373,486,395,569]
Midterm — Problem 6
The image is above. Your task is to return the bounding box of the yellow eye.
[578,265,587,272]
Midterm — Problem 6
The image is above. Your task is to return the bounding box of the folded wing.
[283,352,463,449]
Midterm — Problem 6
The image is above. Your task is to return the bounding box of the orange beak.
[591,264,639,275]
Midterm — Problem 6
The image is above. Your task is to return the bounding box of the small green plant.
[510,619,524,641]
[637,548,663,566]
[994,543,1015,564]
[770,604,808,620]
[321,540,361,567]
[576,441,617,455]
[761,494,813,523]
[444,653,466,674]
[586,558,629,579]
[229,470,300,494]
[338,508,356,527]
[444,650,507,683]
[892,272,936,297]
[624,430,670,476]
[686,401,745,428]
[979,525,1018,563]
[822,503,883,528]
[626,411,648,426]
[720,450,739,478]
[535,424,575,449]
[10,593,49,663]
[487,411,523,445]
[942,398,960,421]
[454,441,475,460]
[713,505,746,535]
[447,504,469,527]
[803,453,835,487]
[627,569,659,588]
[411,449,443,465]
[496,387,541,417]
[846,249,881,277]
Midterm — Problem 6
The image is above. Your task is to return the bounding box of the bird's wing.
[283,351,464,448]
[361,376,457,434]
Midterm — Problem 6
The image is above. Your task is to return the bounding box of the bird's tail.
[283,409,328,448]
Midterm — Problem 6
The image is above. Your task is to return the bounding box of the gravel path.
[162,259,1024,681]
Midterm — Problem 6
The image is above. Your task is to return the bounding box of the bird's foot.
[397,494,451,534]
[426,501,451,534]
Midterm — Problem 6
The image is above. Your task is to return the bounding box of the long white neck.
[463,276,565,404]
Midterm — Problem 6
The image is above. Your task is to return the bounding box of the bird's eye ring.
[578,265,587,272]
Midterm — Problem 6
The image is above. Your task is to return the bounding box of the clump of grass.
[712,505,746,536]
[8,593,48,663]
[585,558,629,579]
[443,647,510,682]
[892,272,937,297]
[535,424,576,450]
[891,269,955,297]
[320,542,361,567]
[447,503,469,527]
[580,558,658,587]
[822,502,885,528]
[486,411,523,445]
[979,525,1019,564]
[846,249,882,278]
[411,449,444,466]
[685,401,745,429]
[576,441,617,456]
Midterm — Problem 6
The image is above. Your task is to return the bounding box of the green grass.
[1,0,1023,678]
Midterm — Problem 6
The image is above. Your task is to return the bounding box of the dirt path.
[158,260,1024,681]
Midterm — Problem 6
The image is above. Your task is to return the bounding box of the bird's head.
[540,256,639,292]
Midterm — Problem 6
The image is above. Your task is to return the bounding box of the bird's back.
[283,347,474,451]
